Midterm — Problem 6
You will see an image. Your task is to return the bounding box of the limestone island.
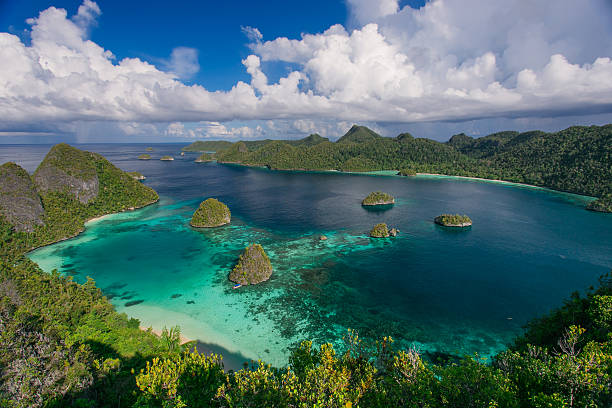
[195,153,214,163]
[369,223,399,238]
[398,168,416,176]
[145,147,154,152]
[160,156,174,161]
[362,191,395,206]
[229,243,273,285]
[190,198,231,227]
[127,171,146,181]
[138,154,152,160]
[434,214,472,227]
[586,194,612,213]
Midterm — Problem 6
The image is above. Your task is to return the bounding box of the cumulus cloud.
[1,0,612,140]
[164,47,200,79]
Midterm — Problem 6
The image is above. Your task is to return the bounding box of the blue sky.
[0,0,611,143]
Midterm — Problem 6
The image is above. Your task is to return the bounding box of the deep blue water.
[3,143,610,366]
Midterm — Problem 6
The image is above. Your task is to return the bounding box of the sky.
[0,0,611,143]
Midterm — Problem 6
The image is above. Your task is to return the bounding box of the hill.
[182,140,234,152]
[336,125,384,144]
[214,124,611,200]
[0,162,45,232]
[0,143,160,251]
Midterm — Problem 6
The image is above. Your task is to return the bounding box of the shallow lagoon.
[19,144,612,367]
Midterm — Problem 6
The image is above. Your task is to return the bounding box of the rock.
[229,244,273,285]
[0,162,45,232]
[319,235,328,241]
[34,143,99,204]
[434,214,472,227]
[180,152,185,156]
[138,154,152,160]
[127,171,146,181]
[190,198,231,227]
[160,156,174,161]
[389,228,399,237]
[145,147,154,152]
[370,223,390,238]
[362,191,395,206]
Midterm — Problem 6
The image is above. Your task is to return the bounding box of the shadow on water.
[361,203,395,213]
[194,340,253,371]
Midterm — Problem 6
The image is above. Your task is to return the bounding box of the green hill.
[182,140,234,152]
[336,125,384,144]
[215,124,611,200]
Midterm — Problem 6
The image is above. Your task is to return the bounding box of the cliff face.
[0,162,45,232]
[34,143,99,204]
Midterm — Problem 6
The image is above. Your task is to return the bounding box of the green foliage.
[398,168,417,176]
[190,198,231,227]
[369,223,389,238]
[138,154,152,160]
[587,193,612,213]
[195,152,214,162]
[182,140,234,152]
[337,125,383,144]
[229,243,273,285]
[362,191,394,205]
[135,351,225,408]
[434,214,472,226]
[145,147,154,152]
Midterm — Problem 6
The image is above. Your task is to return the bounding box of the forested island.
[1,143,611,407]
[434,214,473,227]
[138,153,151,160]
[190,198,231,228]
[228,243,273,285]
[189,124,611,208]
[362,191,395,206]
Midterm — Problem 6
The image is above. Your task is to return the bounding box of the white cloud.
[1,0,612,141]
[166,47,200,79]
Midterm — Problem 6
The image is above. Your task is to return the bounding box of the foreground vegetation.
[210,124,612,202]
[0,143,610,407]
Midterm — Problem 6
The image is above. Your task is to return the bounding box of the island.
[160,156,174,161]
[434,214,473,227]
[190,198,231,227]
[362,191,395,206]
[127,171,146,181]
[586,194,612,213]
[138,154,152,160]
[195,153,214,163]
[229,243,273,285]
[145,147,154,152]
[370,223,390,237]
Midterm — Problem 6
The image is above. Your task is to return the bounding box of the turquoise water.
[15,144,612,367]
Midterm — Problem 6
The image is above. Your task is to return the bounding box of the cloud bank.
[0,0,611,140]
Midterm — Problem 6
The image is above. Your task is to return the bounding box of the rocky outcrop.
[34,143,99,204]
[160,156,174,161]
[0,162,45,232]
[229,244,273,285]
[138,154,152,160]
[190,198,231,227]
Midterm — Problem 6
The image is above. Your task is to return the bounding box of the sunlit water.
[3,144,610,367]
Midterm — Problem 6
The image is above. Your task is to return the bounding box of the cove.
[26,144,612,367]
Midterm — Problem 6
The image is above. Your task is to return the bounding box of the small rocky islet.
[369,223,399,238]
[127,171,146,181]
[434,214,473,227]
[190,198,231,228]
[362,191,395,206]
[138,154,152,160]
[160,156,174,161]
[229,243,273,286]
